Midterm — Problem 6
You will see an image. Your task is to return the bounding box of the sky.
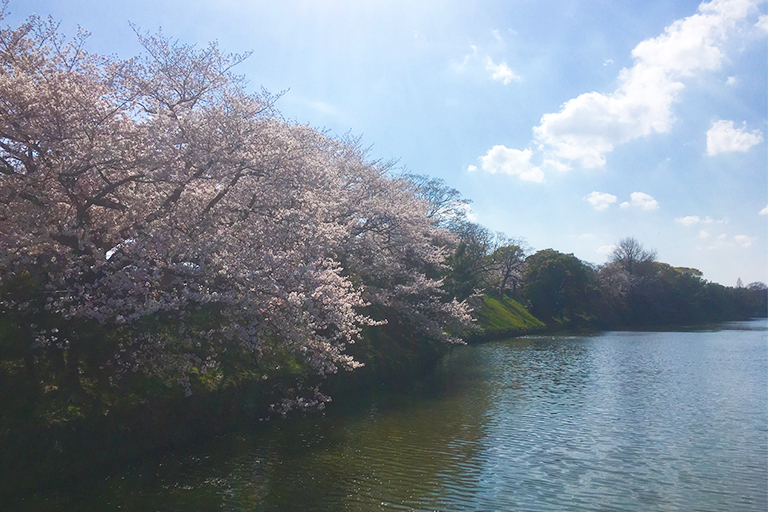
[5,0,767,286]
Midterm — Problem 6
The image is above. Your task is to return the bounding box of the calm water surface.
[19,320,768,511]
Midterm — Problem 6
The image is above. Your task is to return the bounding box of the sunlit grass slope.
[470,294,546,340]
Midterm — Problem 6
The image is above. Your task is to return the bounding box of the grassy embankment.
[467,294,546,342]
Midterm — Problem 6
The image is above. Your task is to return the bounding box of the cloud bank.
[473,0,764,180]
[534,0,762,168]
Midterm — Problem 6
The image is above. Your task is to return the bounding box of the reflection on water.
[15,320,768,511]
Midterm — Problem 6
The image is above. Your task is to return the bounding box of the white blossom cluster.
[0,10,471,400]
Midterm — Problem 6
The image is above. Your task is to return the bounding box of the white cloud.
[491,29,503,41]
[706,233,730,250]
[676,215,726,226]
[543,159,572,172]
[531,0,762,168]
[760,205,768,215]
[459,203,478,222]
[705,233,757,249]
[486,57,521,85]
[455,46,523,86]
[585,191,618,211]
[676,215,701,226]
[758,14,768,32]
[698,229,711,239]
[603,59,614,66]
[452,45,478,72]
[630,192,660,210]
[467,164,478,172]
[599,192,658,211]
[726,76,737,85]
[479,145,544,182]
[597,244,618,255]
[734,234,756,247]
[706,119,763,155]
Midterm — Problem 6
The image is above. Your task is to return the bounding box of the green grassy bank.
[467,294,547,341]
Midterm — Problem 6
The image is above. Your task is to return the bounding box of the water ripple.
[14,320,768,511]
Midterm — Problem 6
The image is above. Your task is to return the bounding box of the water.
[16,320,768,511]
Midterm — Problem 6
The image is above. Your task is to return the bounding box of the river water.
[18,320,768,511]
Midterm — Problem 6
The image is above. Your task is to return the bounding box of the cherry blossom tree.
[0,7,470,404]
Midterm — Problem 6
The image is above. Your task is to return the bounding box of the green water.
[15,320,768,511]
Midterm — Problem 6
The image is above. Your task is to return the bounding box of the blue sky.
[6,0,767,285]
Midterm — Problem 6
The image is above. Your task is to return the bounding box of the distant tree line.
[416,191,767,328]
